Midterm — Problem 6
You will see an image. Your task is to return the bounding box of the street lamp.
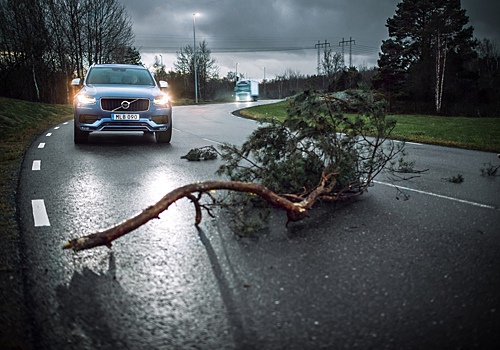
[235,62,239,81]
[193,13,199,104]
[263,66,266,97]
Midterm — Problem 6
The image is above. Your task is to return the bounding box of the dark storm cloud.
[128,0,396,51]
[462,0,500,42]
[120,0,500,78]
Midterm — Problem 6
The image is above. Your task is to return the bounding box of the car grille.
[100,98,150,112]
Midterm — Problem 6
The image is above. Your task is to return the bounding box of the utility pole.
[339,37,355,68]
[193,13,199,104]
[315,40,330,75]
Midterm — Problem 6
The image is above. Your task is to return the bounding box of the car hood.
[82,85,161,99]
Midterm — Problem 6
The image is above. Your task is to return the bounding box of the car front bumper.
[74,105,172,133]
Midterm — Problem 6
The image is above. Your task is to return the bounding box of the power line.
[315,40,330,75]
[339,37,356,67]
[136,44,379,55]
[133,30,382,55]
[138,45,318,53]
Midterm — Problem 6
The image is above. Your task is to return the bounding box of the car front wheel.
[74,122,89,144]
[155,125,172,143]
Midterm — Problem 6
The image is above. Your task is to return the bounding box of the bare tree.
[476,38,499,80]
[0,0,50,100]
[282,68,302,95]
[322,49,343,78]
[174,40,219,100]
[0,0,135,102]
[82,0,134,66]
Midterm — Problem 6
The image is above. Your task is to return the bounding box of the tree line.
[1,0,498,116]
[0,0,138,104]
[150,43,377,103]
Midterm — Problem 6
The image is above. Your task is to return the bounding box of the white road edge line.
[38,143,45,148]
[46,133,52,137]
[31,199,50,227]
[32,160,41,171]
[374,180,497,210]
[202,138,223,145]
[394,140,422,146]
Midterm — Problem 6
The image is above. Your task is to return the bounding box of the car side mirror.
[159,80,168,88]
[71,78,81,86]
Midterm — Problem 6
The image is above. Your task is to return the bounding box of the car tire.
[74,122,89,144]
[155,124,172,143]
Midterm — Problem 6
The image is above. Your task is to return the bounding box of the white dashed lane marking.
[29,123,70,227]
[31,199,50,227]
[32,160,41,171]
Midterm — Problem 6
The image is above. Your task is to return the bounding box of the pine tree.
[375,0,475,114]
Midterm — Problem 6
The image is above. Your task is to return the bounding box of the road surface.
[17,101,500,349]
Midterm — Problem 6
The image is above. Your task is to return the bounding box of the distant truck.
[234,79,259,102]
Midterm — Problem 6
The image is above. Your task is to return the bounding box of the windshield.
[86,67,155,86]
[235,81,250,92]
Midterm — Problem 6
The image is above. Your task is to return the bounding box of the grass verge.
[239,100,500,153]
[0,97,72,350]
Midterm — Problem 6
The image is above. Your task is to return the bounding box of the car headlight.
[76,94,96,105]
[153,94,170,107]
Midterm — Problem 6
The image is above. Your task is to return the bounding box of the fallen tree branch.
[63,178,336,252]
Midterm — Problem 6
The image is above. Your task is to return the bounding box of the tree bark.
[435,33,448,114]
[63,177,336,252]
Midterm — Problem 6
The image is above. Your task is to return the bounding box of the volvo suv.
[72,64,172,143]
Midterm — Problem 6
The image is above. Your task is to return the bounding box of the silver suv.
[72,64,172,143]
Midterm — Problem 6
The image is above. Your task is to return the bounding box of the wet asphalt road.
[17,102,500,349]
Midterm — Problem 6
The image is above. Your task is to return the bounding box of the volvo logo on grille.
[121,100,130,109]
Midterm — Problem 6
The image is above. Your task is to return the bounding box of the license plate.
[113,113,139,120]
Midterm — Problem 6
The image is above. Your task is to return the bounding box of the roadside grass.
[0,97,72,349]
[239,101,500,153]
[0,97,72,232]
[389,114,500,152]
[239,100,290,122]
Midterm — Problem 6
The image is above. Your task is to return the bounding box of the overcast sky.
[121,0,500,81]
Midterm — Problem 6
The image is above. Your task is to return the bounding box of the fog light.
[152,115,168,124]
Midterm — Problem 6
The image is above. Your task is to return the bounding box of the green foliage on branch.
[217,90,403,200]
[181,146,218,161]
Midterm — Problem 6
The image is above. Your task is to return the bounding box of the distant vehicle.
[71,64,172,144]
[234,79,259,102]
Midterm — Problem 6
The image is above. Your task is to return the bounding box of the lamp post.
[193,13,199,104]
[263,66,266,98]
[235,62,239,81]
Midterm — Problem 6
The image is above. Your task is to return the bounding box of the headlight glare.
[77,94,96,105]
[153,94,170,107]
